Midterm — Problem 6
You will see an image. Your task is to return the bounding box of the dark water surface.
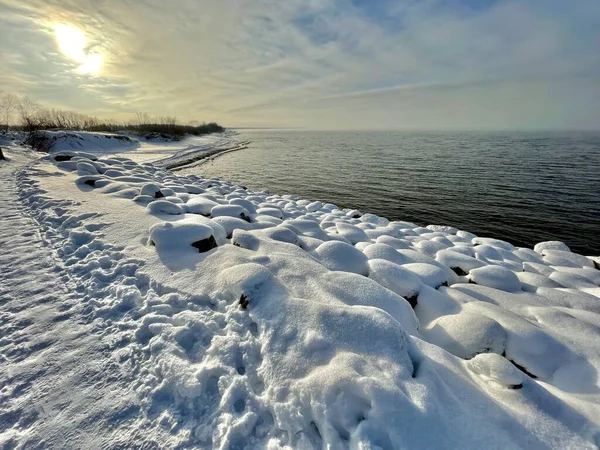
[190,130,600,255]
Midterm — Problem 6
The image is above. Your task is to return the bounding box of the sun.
[54,24,103,74]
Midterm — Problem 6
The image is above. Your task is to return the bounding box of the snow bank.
[5,147,600,449]
[39,130,140,153]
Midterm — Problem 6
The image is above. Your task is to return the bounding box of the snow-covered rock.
[147,199,186,215]
[402,263,449,289]
[468,353,524,389]
[425,312,507,359]
[534,240,571,253]
[149,219,217,253]
[335,222,370,244]
[367,259,424,306]
[436,249,486,275]
[313,241,369,275]
[469,266,521,292]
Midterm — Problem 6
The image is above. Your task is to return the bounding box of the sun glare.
[54,24,102,74]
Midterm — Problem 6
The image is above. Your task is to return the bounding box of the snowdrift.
[31,130,140,153]
[3,148,600,449]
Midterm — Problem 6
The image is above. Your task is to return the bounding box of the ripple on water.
[185,130,600,255]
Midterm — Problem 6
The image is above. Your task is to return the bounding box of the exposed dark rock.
[451,266,468,276]
[239,294,249,309]
[510,360,538,379]
[507,383,523,390]
[0,148,4,160]
[351,213,361,219]
[191,235,218,253]
[404,294,418,309]
[154,190,164,199]
[83,179,96,187]
[54,154,73,162]
[594,260,600,271]
[145,132,181,141]
[113,135,130,141]
[410,357,420,378]
[310,421,322,440]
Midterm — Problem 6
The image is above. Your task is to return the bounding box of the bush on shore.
[87,122,224,137]
[1,93,224,140]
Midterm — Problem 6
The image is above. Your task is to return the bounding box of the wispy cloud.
[1,0,598,129]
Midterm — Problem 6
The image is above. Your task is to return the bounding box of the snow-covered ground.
[2,130,242,166]
[1,134,600,449]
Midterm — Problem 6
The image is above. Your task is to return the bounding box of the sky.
[0,0,599,130]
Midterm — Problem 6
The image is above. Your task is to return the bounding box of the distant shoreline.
[156,140,250,172]
[165,141,250,172]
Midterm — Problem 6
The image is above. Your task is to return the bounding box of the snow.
[424,312,507,359]
[468,353,524,389]
[335,222,370,244]
[367,258,424,302]
[1,139,600,449]
[30,129,244,168]
[186,196,219,215]
[211,204,251,221]
[149,219,216,253]
[469,265,522,292]
[44,130,140,152]
[436,248,486,275]
[402,262,449,289]
[147,199,186,215]
[534,240,572,253]
[313,240,369,275]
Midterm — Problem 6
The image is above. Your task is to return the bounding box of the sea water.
[191,130,600,255]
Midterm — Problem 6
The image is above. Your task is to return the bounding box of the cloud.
[0,0,598,129]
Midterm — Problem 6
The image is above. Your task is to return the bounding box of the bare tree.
[135,112,150,126]
[18,96,40,125]
[0,93,18,132]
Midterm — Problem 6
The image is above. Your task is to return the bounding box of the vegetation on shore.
[0,92,224,137]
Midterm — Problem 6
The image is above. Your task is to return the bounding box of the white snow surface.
[1,140,600,449]
[30,129,241,166]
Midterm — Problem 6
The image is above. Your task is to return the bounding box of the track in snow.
[0,153,273,449]
[0,155,149,448]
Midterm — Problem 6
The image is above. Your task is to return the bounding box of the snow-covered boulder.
[469,266,521,292]
[375,235,411,249]
[368,259,424,306]
[362,243,408,265]
[335,222,370,244]
[436,249,485,275]
[468,353,524,389]
[313,241,369,275]
[185,197,218,215]
[426,312,507,359]
[534,240,571,253]
[402,263,448,289]
[149,220,217,253]
[211,204,251,222]
[147,200,186,215]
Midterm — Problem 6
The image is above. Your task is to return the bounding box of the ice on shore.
[2,145,600,449]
